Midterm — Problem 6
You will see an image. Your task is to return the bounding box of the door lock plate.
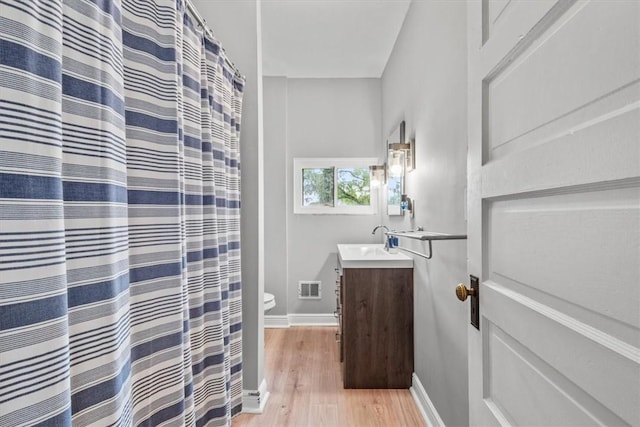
[470,275,479,330]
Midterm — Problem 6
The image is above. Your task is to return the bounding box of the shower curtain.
[0,0,244,425]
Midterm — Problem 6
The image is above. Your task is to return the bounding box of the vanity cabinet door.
[342,268,413,389]
[334,267,343,363]
[339,274,344,363]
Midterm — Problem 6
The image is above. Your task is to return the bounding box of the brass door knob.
[456,283,476,301]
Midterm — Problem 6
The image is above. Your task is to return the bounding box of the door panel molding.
[489,81,640,161]
[484,1,639,151]
[482,0,513,44]
[491,272,640,348]
[480,0,576,80]
[486,187,640,332]
[482,115,639,198]
[484,281,640,364]
[483,281,639,425]
[483,319,628,426]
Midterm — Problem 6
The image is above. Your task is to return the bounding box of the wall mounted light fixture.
[386,120,415,216]
[387,121,415,174]
[389,140,414,173]
[369,164,386,187]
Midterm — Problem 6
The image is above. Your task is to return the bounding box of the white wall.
[381,1,469,426]
[263,77,288,316]
[287,79,384,314]
[263,77,384,315]
[193,0,264,392]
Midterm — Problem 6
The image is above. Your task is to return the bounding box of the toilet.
[264,292,276,313]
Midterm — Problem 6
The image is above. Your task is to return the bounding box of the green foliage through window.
[337,168,370,206]
[302,167,371,208]
[303,168,334,207]
[295,158,376,214]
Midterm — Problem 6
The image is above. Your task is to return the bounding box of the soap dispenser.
[401,194,414,218]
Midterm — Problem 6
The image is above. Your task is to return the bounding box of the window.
[302,167,334,207]
[294,158,378,214]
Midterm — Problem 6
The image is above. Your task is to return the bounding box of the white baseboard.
[410,373,446,427]
[264,315,290,328]
[288,313,338,326]
[264,313,338,328]
[242,378,270,414]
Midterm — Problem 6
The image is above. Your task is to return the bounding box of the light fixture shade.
[389,141,414,172]
[388,151,404,177]
[369,164,386,187]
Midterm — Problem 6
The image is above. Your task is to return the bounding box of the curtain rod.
[185,0,244,79]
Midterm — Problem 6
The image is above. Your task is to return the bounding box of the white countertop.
[337,244,413,269]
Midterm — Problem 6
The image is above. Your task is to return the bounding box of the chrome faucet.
[371,225,389,235]
[371,225,391,251]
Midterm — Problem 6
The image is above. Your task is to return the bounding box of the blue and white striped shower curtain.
[0,0,244,425]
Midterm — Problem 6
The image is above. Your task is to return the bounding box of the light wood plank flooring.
[233,327,426,427]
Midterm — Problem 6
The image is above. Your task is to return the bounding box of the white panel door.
[466,1,640,425]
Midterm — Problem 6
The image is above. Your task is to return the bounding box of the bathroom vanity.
[336,244,414,389]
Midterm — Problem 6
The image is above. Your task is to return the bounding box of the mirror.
[387,121,405,215]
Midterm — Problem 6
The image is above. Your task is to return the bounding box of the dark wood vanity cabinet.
[338,267,413,389]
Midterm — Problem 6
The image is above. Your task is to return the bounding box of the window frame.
[293,157,378,215]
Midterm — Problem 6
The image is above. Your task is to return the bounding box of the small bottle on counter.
[388,236,398,254]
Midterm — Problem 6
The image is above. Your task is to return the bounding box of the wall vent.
[298,281,321,299]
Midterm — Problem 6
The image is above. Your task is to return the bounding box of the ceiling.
[261,0,411,78]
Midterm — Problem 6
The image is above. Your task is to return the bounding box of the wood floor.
[232,327,426,427]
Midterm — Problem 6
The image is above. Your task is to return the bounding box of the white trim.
[288,313,338,326]
[410,373,446,427]
[242,378,270,414]
[264,315,290,328]
[293,157,379,215]
[255,3,267,420]
[264,314,339,328]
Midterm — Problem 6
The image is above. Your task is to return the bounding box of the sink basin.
[337,244,413,269]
